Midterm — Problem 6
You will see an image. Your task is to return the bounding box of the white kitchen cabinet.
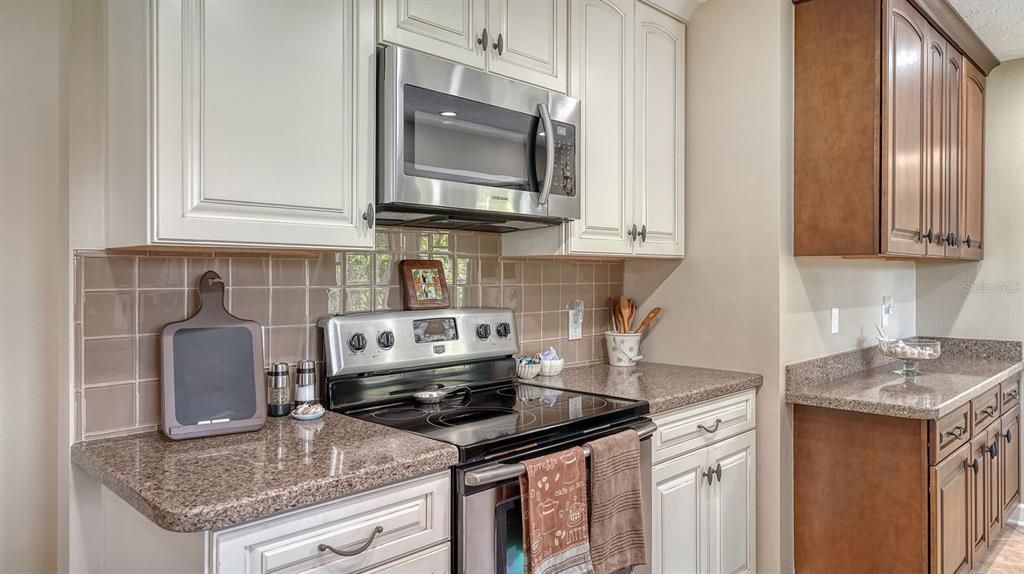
[651,393,757,574]
[379,0,567,92]
[633,1,685,256]
[502,0,685,258]
[83,472,452,574]
[652,449,706,573]
[105,0,376,249]
[707,431,756,574]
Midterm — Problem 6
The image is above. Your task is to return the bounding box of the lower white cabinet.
[651,394,757,574]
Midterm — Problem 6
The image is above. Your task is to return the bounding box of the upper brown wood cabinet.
[794,0,991,259]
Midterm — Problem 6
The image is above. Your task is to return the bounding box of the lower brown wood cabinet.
[795,378,1021,574]
[931,443,972,574]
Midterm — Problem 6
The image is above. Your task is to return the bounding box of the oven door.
[379,46,580,223]
[457,429,653,574]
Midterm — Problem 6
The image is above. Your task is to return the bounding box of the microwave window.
[403,85,546,192]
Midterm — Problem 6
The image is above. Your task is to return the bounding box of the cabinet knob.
[988,440,999,458]
[970,458,979,474]
[1004,428,1013,444]
[477,28,489,51]
[639,224,647,243]
[362,203,375,229]
[628,224,638,242]
[965,234,973,248]
[492,33,504,55]
[924,228,934,243]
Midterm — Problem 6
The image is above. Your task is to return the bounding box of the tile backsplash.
[74,230,624,439]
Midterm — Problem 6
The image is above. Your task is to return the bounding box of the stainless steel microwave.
[376,46,581,232]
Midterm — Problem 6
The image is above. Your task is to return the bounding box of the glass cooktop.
[342,382,648,461]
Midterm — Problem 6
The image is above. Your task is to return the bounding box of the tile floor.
[977,525,1024,572]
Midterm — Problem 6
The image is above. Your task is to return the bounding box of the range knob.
[348,333,367,353]
[496,322,512,339]
[377,330,395,350]
[476,324,492,340]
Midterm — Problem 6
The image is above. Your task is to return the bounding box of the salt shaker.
[266,362,291,417]
[294,359,318,407]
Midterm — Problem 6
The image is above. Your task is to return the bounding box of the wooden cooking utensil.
[633,307,662,334]
[618,296,631,333]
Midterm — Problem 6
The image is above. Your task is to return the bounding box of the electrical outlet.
[568,300,584,341]
[831,308,840,334]
[881,295,894,327]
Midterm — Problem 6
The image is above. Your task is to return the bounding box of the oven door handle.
[463,419,657,487]
[536,103,555,207]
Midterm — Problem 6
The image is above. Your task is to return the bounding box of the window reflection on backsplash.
[73,230,624,440]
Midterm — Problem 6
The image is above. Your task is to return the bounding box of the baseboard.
[1009,502,1024,527]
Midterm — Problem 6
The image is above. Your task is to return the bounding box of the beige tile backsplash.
[74,230,624,439]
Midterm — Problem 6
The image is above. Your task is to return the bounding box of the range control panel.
[319,308,519,377]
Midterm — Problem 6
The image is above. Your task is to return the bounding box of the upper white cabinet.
[105,0,376,249]
[379,0,568,92]
[502,0,685,258]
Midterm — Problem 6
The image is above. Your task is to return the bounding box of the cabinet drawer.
[652,390,756,464]
[930,402,970,464]
[1001,375,1020,415]
[212,473,450,574]
[971,386,1002,436]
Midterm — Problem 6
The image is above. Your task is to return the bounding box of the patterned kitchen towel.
[520,446,594,574]
[585,430,647,574]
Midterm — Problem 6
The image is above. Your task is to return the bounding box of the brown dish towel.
[520,446,594,574]
[586,429,647,574]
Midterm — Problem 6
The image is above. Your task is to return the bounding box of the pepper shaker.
[294,359,318,407]
[266,363,291,417]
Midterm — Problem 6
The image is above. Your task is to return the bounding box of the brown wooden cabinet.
[931,442,972,574]
[794,0,990,260]
[795,376,1021,574]
[1000,410,1020,521]
[961,59,986,260]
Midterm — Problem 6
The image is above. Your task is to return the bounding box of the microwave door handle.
[537,103,555,206]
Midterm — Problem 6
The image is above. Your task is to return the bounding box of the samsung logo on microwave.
[490,195,510,203]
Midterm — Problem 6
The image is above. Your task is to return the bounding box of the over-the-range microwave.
[376,45,581,232]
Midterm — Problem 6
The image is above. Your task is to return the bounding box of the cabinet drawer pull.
[697,418,722,434]
[1007,388,1019,400]
[318,526,384,557]
[970,458,979,474]
[943,425,965,440]
[978,405,997,420]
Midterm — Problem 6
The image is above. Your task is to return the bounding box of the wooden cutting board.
[160,271,266,439]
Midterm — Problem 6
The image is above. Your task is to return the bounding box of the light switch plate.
[568,300,584,341]
[831,308,840,334]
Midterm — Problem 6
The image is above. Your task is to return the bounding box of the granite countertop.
[70,412,459,533]
[786,338,1023,419]
[542,362,763,413]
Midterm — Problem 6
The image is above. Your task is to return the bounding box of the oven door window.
[403,84,545,192]
[496,495,526,574]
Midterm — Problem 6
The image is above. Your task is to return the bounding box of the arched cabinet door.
[960,59,986,261]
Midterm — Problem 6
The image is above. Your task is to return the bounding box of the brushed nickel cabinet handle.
[492,33,504,55]
[318,526,383,557]
[943,425,965,440]
[697,418,722,434]
[477,28,489,51]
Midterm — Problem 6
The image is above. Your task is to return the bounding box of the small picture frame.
[399,259,451,310]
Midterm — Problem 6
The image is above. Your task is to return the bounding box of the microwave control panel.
[550,122,576,197]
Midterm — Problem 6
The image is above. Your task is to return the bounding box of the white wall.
[624,0,788,570]
[917,58,1024,339]
[0,1,70,572]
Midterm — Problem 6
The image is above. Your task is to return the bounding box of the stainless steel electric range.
[319,308,654,574]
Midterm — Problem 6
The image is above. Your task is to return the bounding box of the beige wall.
[624,0,788,570]
[917,58,1024,339]
[0,1,70,572]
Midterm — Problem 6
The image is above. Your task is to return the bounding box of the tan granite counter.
[786,339,1023,419]
[536,362,763,413]
[70,412,459,533]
